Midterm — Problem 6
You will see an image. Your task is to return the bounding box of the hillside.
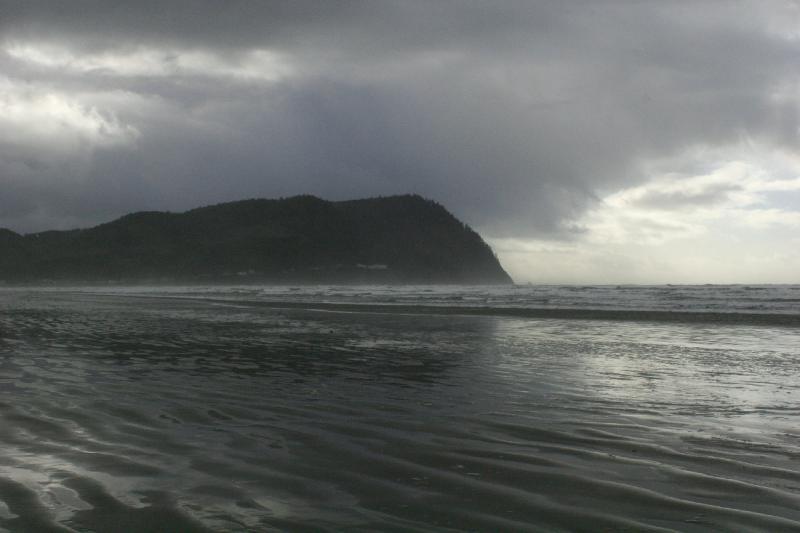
[0,195,513,284]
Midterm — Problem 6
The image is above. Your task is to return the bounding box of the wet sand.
[1,289,799,531]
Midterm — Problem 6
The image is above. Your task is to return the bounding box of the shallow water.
[1,288,799,531]
[85,283,800,315]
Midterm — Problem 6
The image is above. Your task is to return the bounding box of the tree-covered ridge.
[0,195,513,284]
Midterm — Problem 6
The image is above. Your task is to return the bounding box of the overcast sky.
[1,1,799,283]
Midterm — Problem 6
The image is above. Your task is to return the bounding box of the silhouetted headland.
[0,195,513,284]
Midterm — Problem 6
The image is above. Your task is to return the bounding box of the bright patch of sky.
[5,42,293,82]
[492,145,800,283]
[0,76,138,159]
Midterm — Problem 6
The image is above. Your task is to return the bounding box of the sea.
[1,284,799,532]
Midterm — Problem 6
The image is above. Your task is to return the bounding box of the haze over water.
[1,285,799,531]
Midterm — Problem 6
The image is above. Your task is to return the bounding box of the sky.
[1,1,799,283]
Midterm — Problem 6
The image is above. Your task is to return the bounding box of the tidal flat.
[1,288,799,531]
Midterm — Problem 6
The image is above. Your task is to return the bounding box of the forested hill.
[0,195,513,284]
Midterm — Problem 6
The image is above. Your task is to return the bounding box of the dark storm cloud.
[0,1,798,235]
[0,1,558,53]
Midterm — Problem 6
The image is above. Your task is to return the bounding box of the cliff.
[0,195,513,284]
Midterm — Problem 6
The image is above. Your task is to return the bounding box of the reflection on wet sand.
[1,290,799,531]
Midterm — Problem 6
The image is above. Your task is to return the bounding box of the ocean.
[1,285,799,531]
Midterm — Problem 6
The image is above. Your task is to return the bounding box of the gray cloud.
[633,182,744,210]
[0,1,798,236]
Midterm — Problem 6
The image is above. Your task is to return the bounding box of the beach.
[1,286,799,531]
